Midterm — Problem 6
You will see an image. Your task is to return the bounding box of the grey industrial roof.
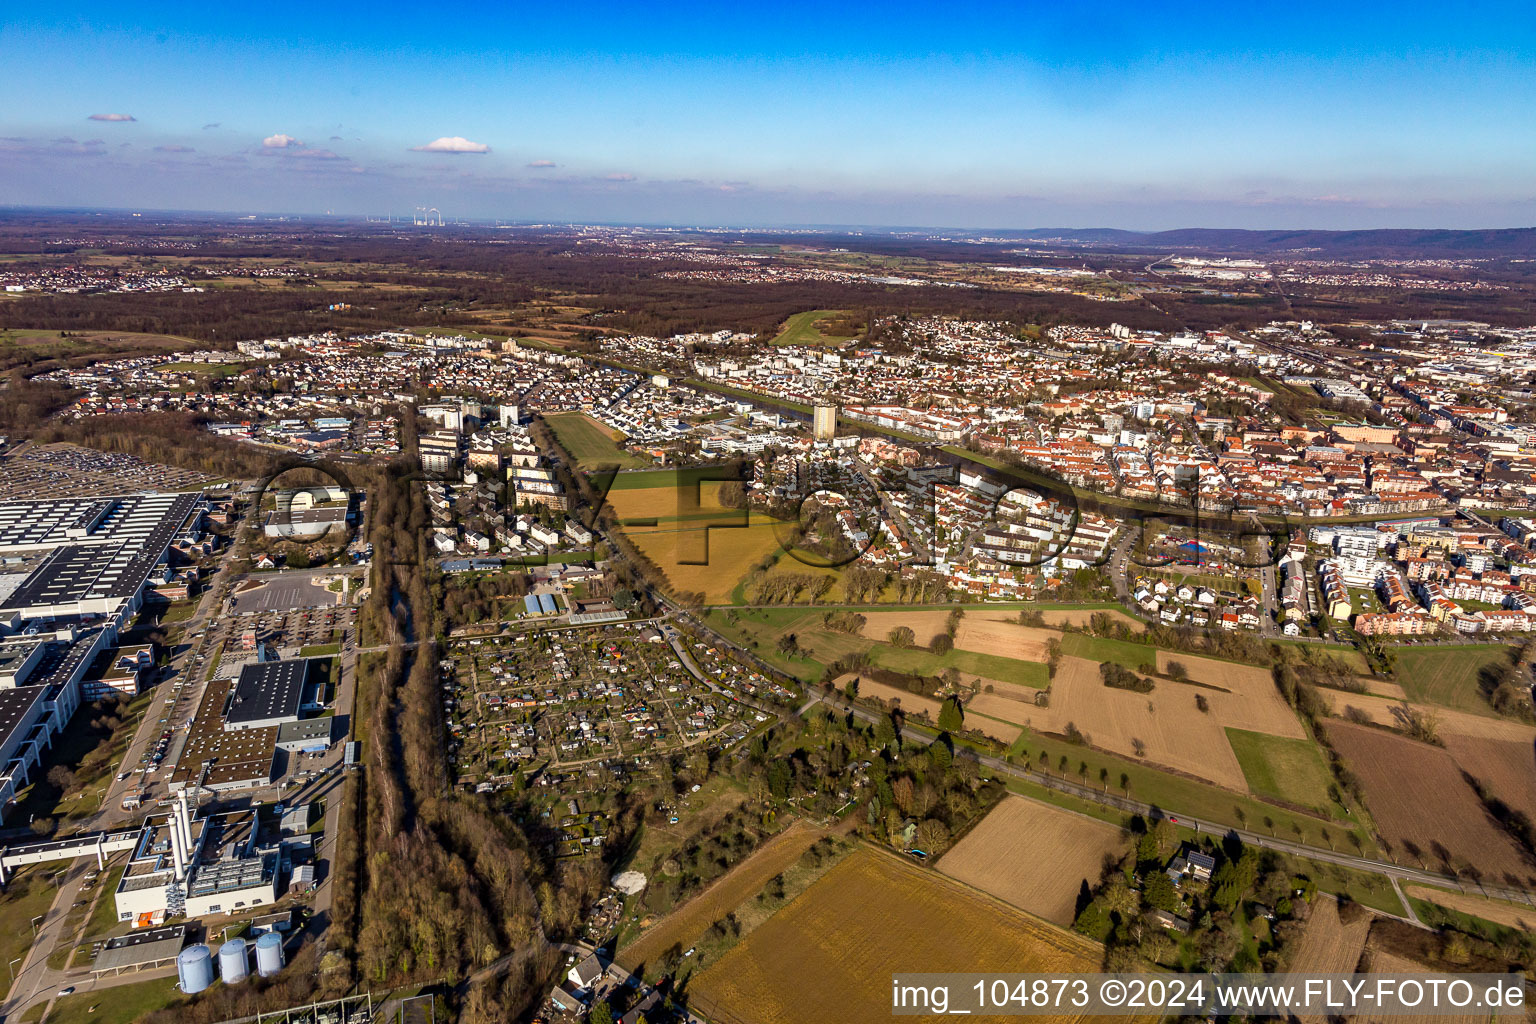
[92,924,186,974]
[0,685,47,750]
[227,659,309,727]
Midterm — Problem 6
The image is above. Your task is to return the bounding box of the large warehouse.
[225,660,310,731]
[0,492,205,817]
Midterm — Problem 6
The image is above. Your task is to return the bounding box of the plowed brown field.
[1324,721,1535,885]
[939,797,1124,925]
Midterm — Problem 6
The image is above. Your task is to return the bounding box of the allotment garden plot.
[442,623,762,786]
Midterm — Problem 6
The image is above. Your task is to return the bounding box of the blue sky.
[2,1,1533,229]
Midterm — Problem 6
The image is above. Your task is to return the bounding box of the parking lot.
[230,574,343,613]
[222,604,356,653]
[0,442,216,499]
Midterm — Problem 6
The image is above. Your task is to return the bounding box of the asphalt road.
[803,691,1536,906]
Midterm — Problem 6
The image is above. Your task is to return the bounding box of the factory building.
[114,791,278,925]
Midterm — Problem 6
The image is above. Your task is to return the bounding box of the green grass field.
[544,411,652,469]
[771,309,861,346]
[868,644,1050,687]
[0,871,58,1001]
[1003,730,1371,855]
[1060,632,1156,671]
[1391,644,1518,716]
[705,607,1049,687]
[32,976,184,1024]
[1226,728,1340,817]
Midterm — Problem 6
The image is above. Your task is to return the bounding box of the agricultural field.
[1323,721,1535,885]
[691,847,1122,1024]
[1441,734,1536,821]
[1041,607,1144,631]
[1005,724,1362,853]
[1390,644,1520,716]
[988,654,1306,791]
[1403,885,1536,933]
[1328,691,1536,744]
[714,607,1053,687]
[606,480,787,603]
[1061,633,1157,671]
[618,819,826,974]
[1285,895,1371,976]
[1226,728,1338,816]
[938,797,1125,926]
[1358,949,1490,1024]
[852,676,1022,743]
[545,410,652,469]
[859,611,1058,661]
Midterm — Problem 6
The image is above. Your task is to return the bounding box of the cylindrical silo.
[218,938,249,984]
[177,944,214,993]
[254,931,285,977]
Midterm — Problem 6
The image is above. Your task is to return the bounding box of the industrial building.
[262,486,353,540]
[0,492,204,818]
[114,791,278,925]
[91,924,187,977]
[225,659,310,731]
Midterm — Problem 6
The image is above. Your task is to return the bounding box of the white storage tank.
[218,938,249,984]
[254,931,285,977]
[177,944,214,993]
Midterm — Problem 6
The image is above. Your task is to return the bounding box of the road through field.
[800,691,1536,905]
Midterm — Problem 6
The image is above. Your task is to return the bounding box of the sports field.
[770,309,861,346]
[691,847,1118,1024]
[545,410,652,469]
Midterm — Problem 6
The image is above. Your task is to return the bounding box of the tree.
[937,697,964,733]
[888,626,916,649]
[1141,872,1179,912]
[930,633,953,655]
[1101,880,1139,917]
[915,818,950,854]
[46,765,75,791]
[588,1000,615,1024]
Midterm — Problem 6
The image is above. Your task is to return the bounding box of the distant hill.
[1017,227,1536,258]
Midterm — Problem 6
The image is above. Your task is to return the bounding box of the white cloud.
[605,172,636,182]
[88,113,135,122]
[155,144,195,153]
[410,136,490,154]
[527,159,557,168]
[263,133,304,149]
